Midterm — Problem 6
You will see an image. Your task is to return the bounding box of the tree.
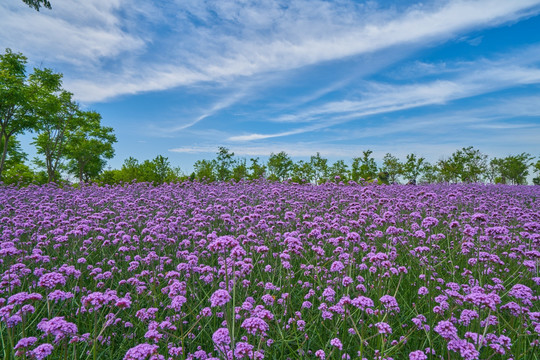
[213,147,235,181]
[290,160,314,184]
[401,153,426,184]
[502,153,534,185]
[232,159,248,181]
[194,159,216,181]
[309,152,328,184]
[21,0,51,11]
[419,162,439,184]
[32,88,76,182]
[533,159,540,185]
[248,158,266,180]
[328,160,349,182]
[0,136,27,169]
[381,153,402,184]
[0,49,37,180]
[267,151,293,181]
[351,150,378,182]
[65,111,116,183]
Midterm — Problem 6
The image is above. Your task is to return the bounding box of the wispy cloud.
[2,0,539,102]
[225,45,540,141]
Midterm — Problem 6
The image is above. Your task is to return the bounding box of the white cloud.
[2,0,539,102]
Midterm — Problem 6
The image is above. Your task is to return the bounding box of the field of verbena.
[0,182,539,360]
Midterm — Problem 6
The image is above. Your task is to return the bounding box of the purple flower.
[434,320,458,340]
[234,342,254,359]
[330,261,345,272]
[124,343,164,360]
[38,272,66,289]
[37,317,78,342]
[31,343,54,360]
[15,336,38,350]
[241,317,269,335]
[170,295,187,312]
[212,328,231,346]
[380,295,400,313]
[330,337,343,350]
[315,349,326,359]
[409,350,427,360]
[375,322,393,335]
[209,289,231,307]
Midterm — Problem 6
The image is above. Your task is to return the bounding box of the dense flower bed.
[0,181,539,360]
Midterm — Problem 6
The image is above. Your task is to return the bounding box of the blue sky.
[1,0,540,173]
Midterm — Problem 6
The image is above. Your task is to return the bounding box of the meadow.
[0,181,538,360]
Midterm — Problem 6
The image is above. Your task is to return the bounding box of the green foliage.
[65,111,117,182]
[533,159,540,185]
[21,0,51,11]
[248,158,266,180]
[267,151,293,181]
[100,156,182,185]
[309,152,328,184]
[328,160,349,182]
[351,150,378,182]
[214,147,235,181]
[290,160,315,184]
[401,153,426,183]
[193,159,216,182]
[381,153,402,184]
[0,49,38,180]
[232,159,248,181]
[490,153,535,185]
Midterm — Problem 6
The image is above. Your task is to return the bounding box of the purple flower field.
[0,182,539,360]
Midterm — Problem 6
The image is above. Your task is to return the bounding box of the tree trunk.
[0,133,10,181]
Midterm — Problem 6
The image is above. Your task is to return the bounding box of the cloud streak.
[2,0,540,102]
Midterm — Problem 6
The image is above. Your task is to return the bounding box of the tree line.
[96,146,540,186]
[2,48,539,186]
[1,49,116,185]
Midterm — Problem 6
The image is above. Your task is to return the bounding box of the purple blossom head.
[330,338,343,350]
[209,289,231,307]
[379,295,400,313]
[31,343,54,360]
[124,343,164,360]
[375,322,393,335]
[38,272,66,289]
[37,317,78,342]
[330,261,345,272]
[241,317,269,335]
[434,320,458,340]
[409,350,427,360]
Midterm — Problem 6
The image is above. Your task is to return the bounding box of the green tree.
[0,136,27,169]
[328,160,349,182]
[502,153,534,185]
[402,153,426,184]
[118,157,141,182]
[22,0,51,11]
[309,152,328,184]
[32,88,76,182]
[194,159,216,181]
[248,158,266,180]
[290,160,315,184]
[214,147,235,181]
[351,150,378,182]
[0,49,39,180]
[65,111,116,183]
[419,162,439,184]
[267,151,293,181]
[381,153,402,184]
[232,159,248,181]
[533,159,540,185]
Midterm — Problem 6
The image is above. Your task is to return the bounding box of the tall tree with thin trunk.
[0,49,44,181]
[65,111,116,183]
